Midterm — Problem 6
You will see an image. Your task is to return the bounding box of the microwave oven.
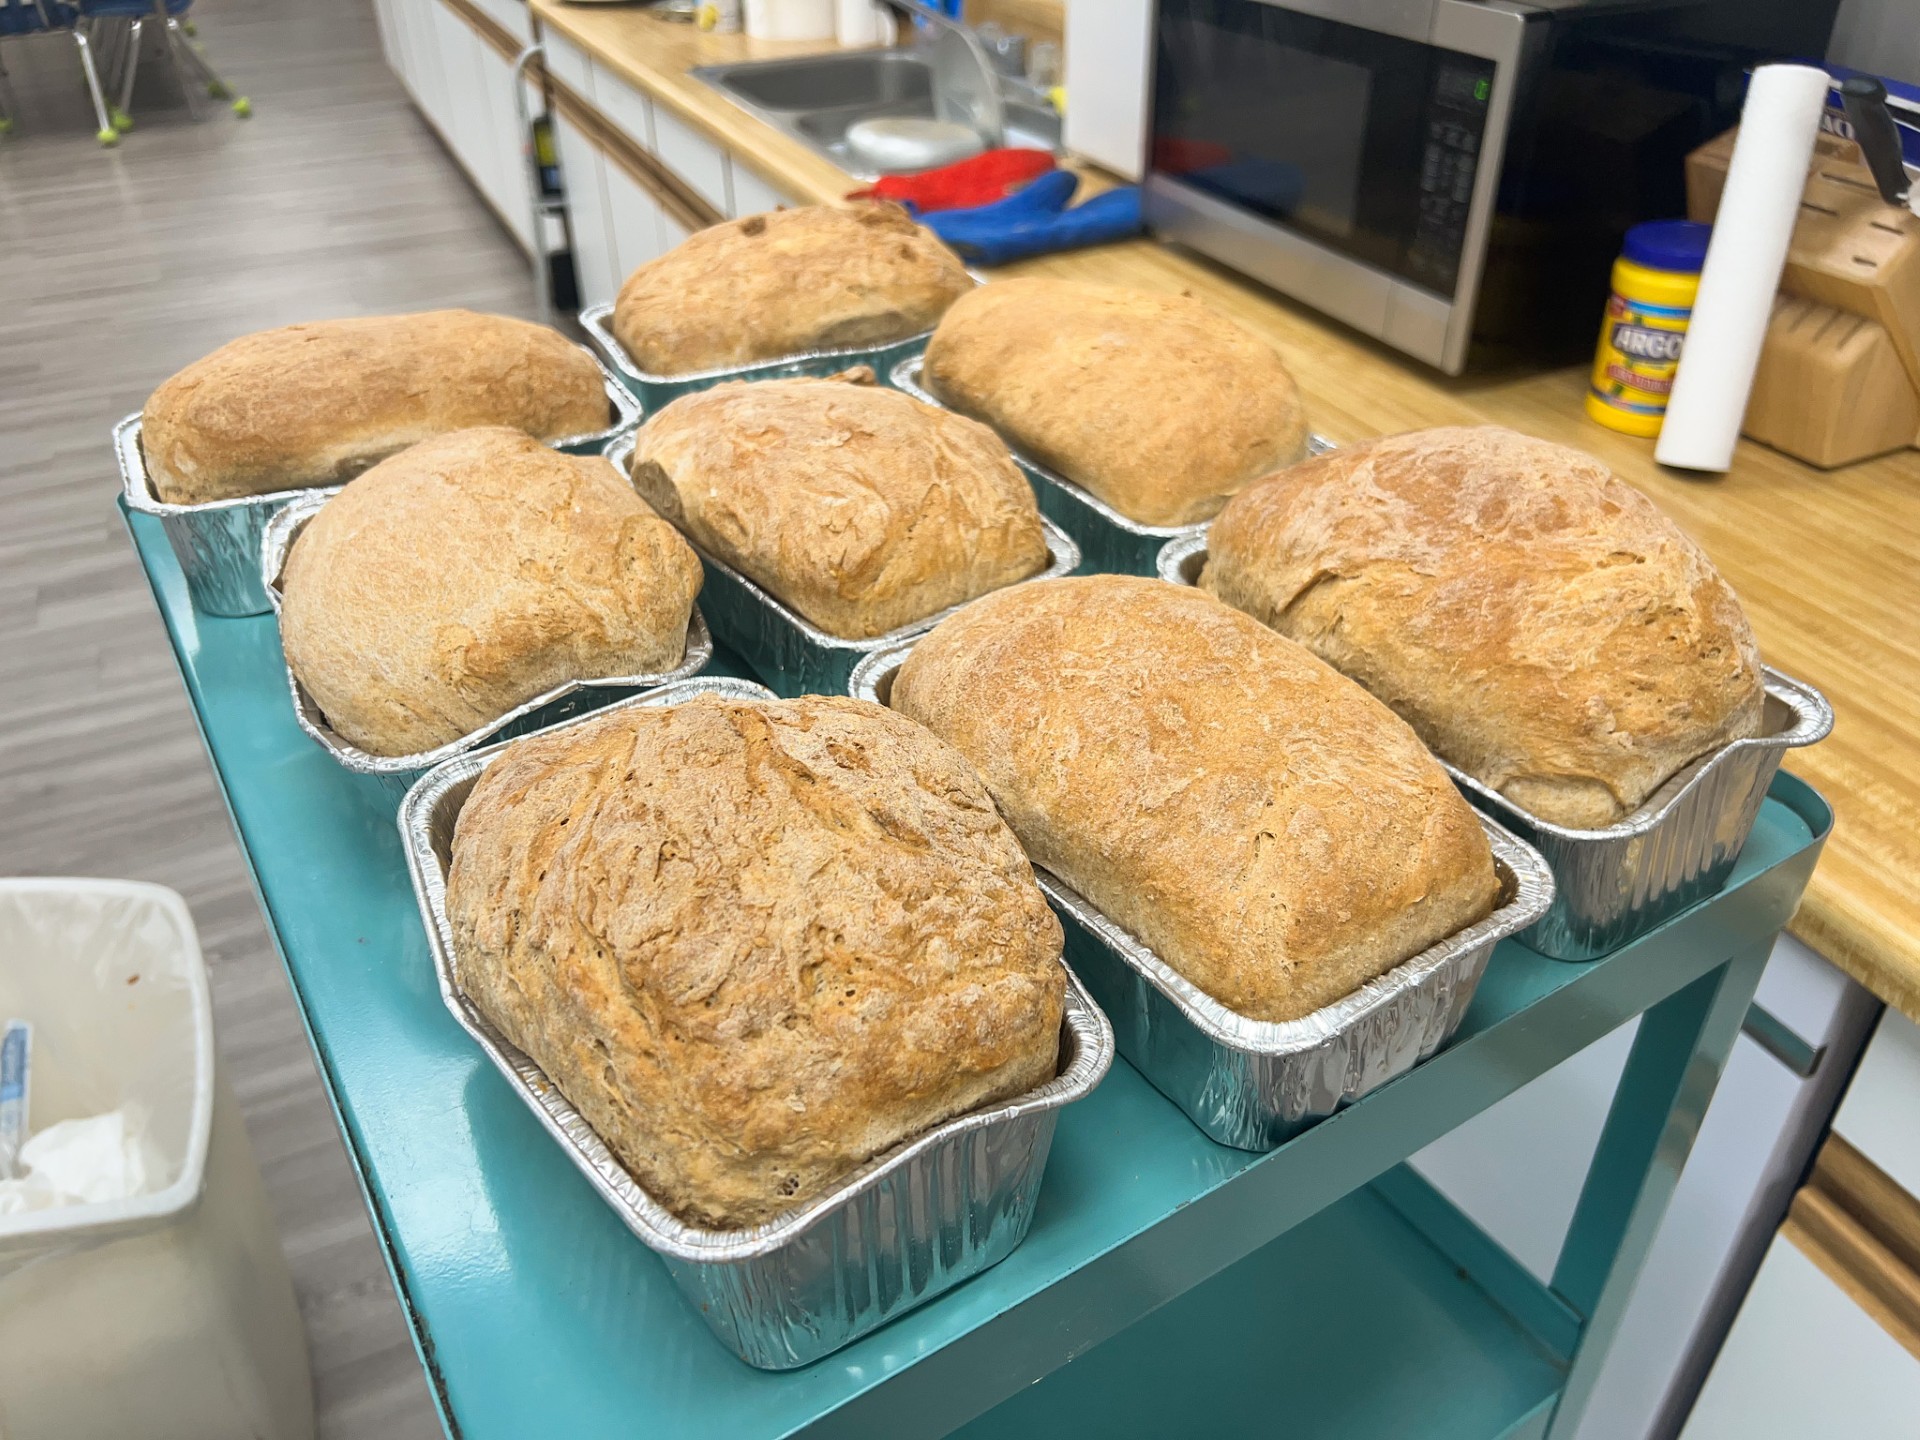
[1143,0,1842,374]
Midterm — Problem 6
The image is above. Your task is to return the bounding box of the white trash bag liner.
[0,879,313,1440]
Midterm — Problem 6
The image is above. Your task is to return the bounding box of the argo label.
[1587,294,1692,433]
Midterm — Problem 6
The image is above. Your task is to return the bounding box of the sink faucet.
[887,0,1007,146]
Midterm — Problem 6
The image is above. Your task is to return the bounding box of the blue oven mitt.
[920,172,1144,266]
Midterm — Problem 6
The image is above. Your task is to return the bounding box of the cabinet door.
[1681,1231,1920,1438]
[651,102,732,217]
[551,114,621,312]
[1835,1010,1920,1198]
[603,164,668,292]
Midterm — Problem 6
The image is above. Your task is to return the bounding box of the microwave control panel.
[1406,60,1495,295]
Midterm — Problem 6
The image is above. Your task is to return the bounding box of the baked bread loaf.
[629,372,1049,639]
[279,427,701,757]
[921,278,1309,526]
[891,577,1497,1023]
[610,203,973,376]
[446,693,1067,1229]
[141,310,609,505]
[1203,425,1766,828]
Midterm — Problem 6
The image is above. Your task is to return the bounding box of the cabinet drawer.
[729,161,798,218]
[1836,1010,1920,1198]
[650,102,731,218]
[591,63,656,152]
[542,27,593,98]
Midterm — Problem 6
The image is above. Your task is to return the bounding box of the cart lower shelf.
[121,504,1830,1440]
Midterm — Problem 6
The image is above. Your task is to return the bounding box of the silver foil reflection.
[604,432,1081,698]
[1157,533,1834,961]
[398,678,1115,1369]
[581,300,949,414]
[260,492,713,803]
[890,353,1334,577]
[114,360,640,618]
[849,642,1556,1151]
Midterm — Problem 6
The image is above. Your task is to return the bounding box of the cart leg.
[164,16,245,116]
[71,22,118,145]
[1542,939,1772,1439]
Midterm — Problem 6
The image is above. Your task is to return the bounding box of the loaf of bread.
[141,310,609,505]
[1203,426,1766,828]
[610,203,973,376]
[446,693,1066,1229]
[891,577,1498,1023]
[279,427,701,757]
[921,278,1309,526]
[629,372,1049,639]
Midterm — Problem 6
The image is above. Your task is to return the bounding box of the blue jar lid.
[1622,219,1711,273]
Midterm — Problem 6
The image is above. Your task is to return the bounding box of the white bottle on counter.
[744,0,836,41]
[835,0,897,47]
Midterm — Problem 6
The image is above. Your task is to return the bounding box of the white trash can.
[0,879,315,1440]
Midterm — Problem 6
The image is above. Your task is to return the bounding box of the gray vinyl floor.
[0,3,536,1434]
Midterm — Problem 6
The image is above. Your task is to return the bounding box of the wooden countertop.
[533,2,1920,1022]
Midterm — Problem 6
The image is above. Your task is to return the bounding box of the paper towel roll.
[1654,64,1830,473]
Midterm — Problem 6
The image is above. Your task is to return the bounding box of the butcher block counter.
[533,1,1920,1021]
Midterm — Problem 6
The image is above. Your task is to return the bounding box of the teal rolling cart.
[123,502,1832,1440]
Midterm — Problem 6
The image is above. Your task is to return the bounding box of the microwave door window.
[1153,0,1494,299]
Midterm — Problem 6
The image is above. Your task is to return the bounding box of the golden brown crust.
[445,694,1066,1230]
[141,310,609,504]
[1203,425,1767,828]
[629,374,1049,639]
[279,427,701,757]
[921,278,1309,526]
[610,203,973,375]
[891,577,1497,1023]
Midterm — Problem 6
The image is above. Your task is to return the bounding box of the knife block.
[1686,128,1920,468]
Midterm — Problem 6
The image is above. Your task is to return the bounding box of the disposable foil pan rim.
[1156,535,1835,844]
[399,689,1114,1264]
[604,432,1082,655]
[260,493,714,777]
[114,357,638,519]
[889,354,1336,541]
[581,294,956,391]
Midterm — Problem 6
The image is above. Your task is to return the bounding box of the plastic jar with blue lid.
[1585,219,1712,437]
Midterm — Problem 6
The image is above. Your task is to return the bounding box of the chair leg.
[0,47,17,138]
[71,22,119,145]
[163,16,247,117]
[112,16,142,132]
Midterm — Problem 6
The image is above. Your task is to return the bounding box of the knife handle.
[1840,76,1912,207]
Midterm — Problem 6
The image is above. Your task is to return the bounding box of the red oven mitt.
[847,148,1058,214]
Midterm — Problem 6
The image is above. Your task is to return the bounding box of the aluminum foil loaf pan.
[259,492,712,804]
[582,299,951,413]
[849,641,1556,1151]
[1157,533,1834,962]
[399,678,1116,1369]
[605,431,1080,698]
[115,361,640,618]
[890,353,1334,577]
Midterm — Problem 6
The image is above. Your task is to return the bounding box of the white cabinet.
[542,26,595,99]
[550,111,620,311]
[1682,1231,1920,1439]
[603,164,668,292]
[651,101,733,217]
[593,64,656,153]
[470,41,534,251]
[1835,1010,1920,1197]
[730,161,798,218]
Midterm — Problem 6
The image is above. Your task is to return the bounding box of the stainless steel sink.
[694,50,1061,181]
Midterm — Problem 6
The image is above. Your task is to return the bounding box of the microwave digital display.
[1153,0,1496,298]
